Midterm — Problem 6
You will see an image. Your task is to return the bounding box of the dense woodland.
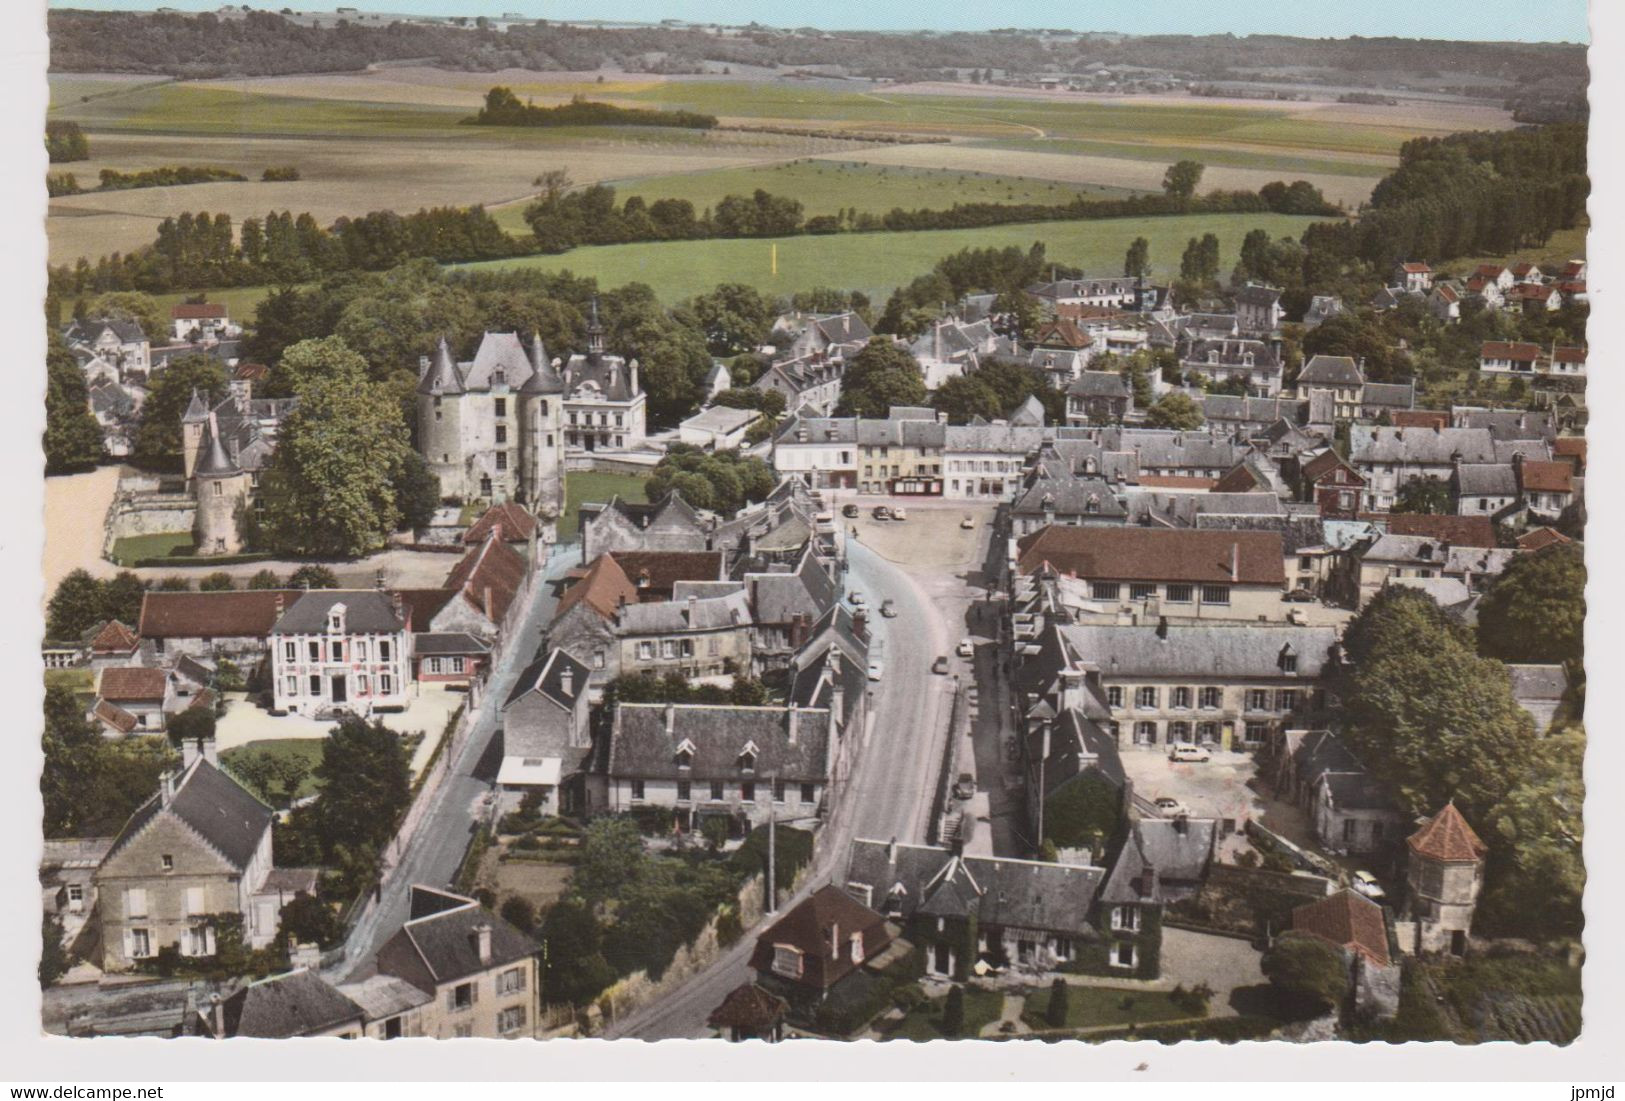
[48,9,1584,99]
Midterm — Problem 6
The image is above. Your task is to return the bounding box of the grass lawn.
[45,668,95,694]
[110,530,194,566]
[219,739,325,802]
[979,136,1393,177]
[1438,225,1589,278]
[456,212,1323,304]
[1022,984,1202,1032]
[886,985,1006,1041]
[560,470,650,541]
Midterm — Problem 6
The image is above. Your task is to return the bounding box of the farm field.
[453,212,1324,304]
[491,159,1142,235]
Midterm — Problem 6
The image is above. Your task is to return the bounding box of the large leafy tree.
[930,375,1003,424]
[85,291,167,347]
[645,445,774,514]
[1162,160,1205,202]
[1392,475,1451,515]
[1261,933,1348,1017]
[131,354,228,472]
[267,333,368,397]
[834,340,926,418]
[1476,543,1585,665]
[1478,728,1584,937]
[46,568,144,639]
[310,715,411,861]
[537,898,615,1006]
[45,329,104,473]
[259,342,411,557]
[1338,588,1534,822]
[1144,392,1204,430]
[682,283,781,356]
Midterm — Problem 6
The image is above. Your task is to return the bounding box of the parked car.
[867,660,884,681]
[960,515,975,530]
[1169,744,1211,763]
[891,507,907,521]
[1352,871,1387,901]
[1283,587,1316,603]
[879,598,898,618]
[931,656,949,675]
[1153,796,1190,817]
[848,590,865,606]
[872,505,892,520]
[956,638,975,658]
[953,773,976,800]
[842,503,860,518]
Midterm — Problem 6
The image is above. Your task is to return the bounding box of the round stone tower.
[518,331,566,518]
[416,337,467,500]
[192,413,250,556]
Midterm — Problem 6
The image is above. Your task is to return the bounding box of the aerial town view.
[34,0,1589,1050]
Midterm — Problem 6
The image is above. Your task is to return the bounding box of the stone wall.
[103,489,195,557]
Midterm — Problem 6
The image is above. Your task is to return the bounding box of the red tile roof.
[233,363,269,381]
[1399,262,1432,273]
[1378,513,1496,549]
[1518,460,1573,494]
[92,699,138,734]
[1551,346,1586,365]
[171,302,227,319]
[1475,264,1507,279]
[1516,527,1571,551]
[1016,527,1286,585]
[90,619,139,654]
[463,502,538,545]
[1301,449,1361,483]
[1291,889,1390,967]
[1480,341,1542,362]
[1433,284,1459,303]
[608,551,725,600]
[99,665,167,703]
[139,590,301,639]
[708,983,788,1031]
[747,885,892,993]
[1033,319,1093,350]
[395,588,455,630]
[445,534,527,626]
[1407,803,1488,864]
[1212,463,1267,494]
[553,553,639,623]
[1551,436,1586,472]
[1510,284,1558,301]
[1391,410,1450,430]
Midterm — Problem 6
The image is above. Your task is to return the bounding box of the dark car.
[931,656,949,675]
[842,503,860,518]
[1283,587,1316,603]
[952,773,976,800]
[872,505,892,520]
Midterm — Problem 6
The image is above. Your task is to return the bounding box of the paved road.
[603,535,966,1040]
[332,542,578,981]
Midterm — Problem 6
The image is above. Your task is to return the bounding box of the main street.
[333,541,579,981]
[604,516,988,1040]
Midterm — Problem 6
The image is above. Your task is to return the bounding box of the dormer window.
[771,944,804,979]
[327,606,345,633]
[1279,645,1297,674]
[675,739,696,770]
[738,741,759,773]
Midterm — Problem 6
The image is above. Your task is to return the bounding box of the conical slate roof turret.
[182,389,211,423]
[195,412,238,477]
[521,331,564,394]
[416,337,464,396]
[586,297,606,359]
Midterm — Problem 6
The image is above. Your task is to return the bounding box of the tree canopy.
[1475,543,1585,665]
[1162,160,1205,202]
[45,329,103,474]
[645,445,774,515]
[132,355,227,472]
[1144,391,1204,430]
[1261,932,1349,1016]
[834,340,927,418]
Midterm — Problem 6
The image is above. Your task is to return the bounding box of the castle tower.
[1403,802,1488,955]
[519,331,565,517]
[416,337,468,499]
[193,413,251,556]
[181,389,211,480]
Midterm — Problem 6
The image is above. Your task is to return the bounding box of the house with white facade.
[269,590,412,717]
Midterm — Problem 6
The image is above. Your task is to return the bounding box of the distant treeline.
[522,178,1340,253]
[45,120,88,164]
[466,88,717,129]
[45,165,247,197]
[48,205,523,297]
[1300,123,1588,282]
[716,123,950,146]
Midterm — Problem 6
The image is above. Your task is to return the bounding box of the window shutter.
[445,989,455,1012]
[472,981,479,1004]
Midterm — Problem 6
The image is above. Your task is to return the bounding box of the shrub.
[715,906,743,949]
[701,815,729,851]
[500,895,537,934]
[262,165,301,181]
[942,984,966,1037]
[1045,978,1070,1028]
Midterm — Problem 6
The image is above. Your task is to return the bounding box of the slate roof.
[1058,623,1339,679]
[1507,663,1568,703]
[1234,283,1282,308]
[748,885,891,993]
[99,666,167,703]
[1456,409,1555,441]
[1009,393,1047,427]
[616,589,752,634]
[463,502,538,544]
[1200,394,1309,427]
[218,970,362,1039]
[413,632,490,656]
[1320,771,1399,813]
[67,317,147,344]
[1291,890,1390,967]
[392,893,539,986]
[1180,338,1281,372]
[1362,382,1415,410]
[270,590,405,636]
[1350,426,1496,466]
[106,758,272,872]
[1010,474,1127,520]
[1298,355,1364,388]
[336,973,433,1022]
[1016,527,1285,585]
[503,647,590,710]
[845,840,1103,937]
[1100,817,1216,904]
[608,703,830,783]
[1492,439,1551,464]
[1066,371,1132,399]
[855,417,945,449]
[1407,804,1488,863]
[1453,464,1518,497]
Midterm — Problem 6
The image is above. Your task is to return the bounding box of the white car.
[1168,744,1211,763]
[867,660,884,682]
[1352,871,1387,901]
[956,638,975,658]
[891,507,908,521]
[960,516,975,530]
[848,591,865,606]
[1153,796,1190,817]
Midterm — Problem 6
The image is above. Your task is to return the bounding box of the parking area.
[214,683,466,777]
[835,497,998,570]
[1119,745,1266,860]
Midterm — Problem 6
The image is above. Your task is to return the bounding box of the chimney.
[1230,543,1240,583]
[1143,865,1160,900]
[887,836,897,863]
[1175,813,1189,835]
[560,666,574,698]
[392,590,405,629]
[159,769,178,806]
[829,922,840,960]
[686,594,698,624]
[473,923,493,965]
[289,941,321,970]
[484,585,494,621]
[374,568,386,590]
[1156,616,1169,641]
[209,992,224,1038]
[852,609,868,639]
[787,703,799,745]
[664,703,676,736]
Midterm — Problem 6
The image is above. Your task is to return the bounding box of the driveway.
[43,464,123,596]
[1157,926,1266,1016]
[1119,745,1263,860]
[214,684,467,776]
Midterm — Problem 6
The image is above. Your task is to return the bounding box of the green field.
[492,159,1142,234]
[560,470,651,540]
[110,531,194,566]
[456,212,1324,304]
[979,136,1392,177]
